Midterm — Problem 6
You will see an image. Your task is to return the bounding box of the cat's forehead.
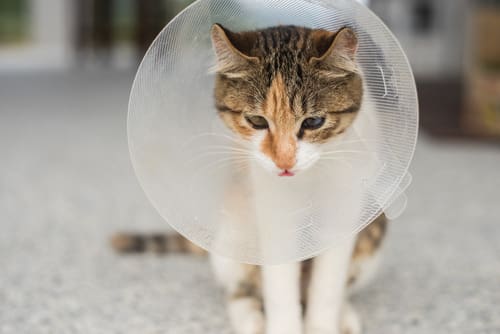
[238,26,330,58]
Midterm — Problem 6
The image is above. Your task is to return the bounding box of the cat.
[113,24,387,334]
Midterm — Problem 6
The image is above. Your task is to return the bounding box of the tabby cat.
[113,24,387,334]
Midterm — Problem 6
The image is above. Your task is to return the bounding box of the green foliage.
[0,0,29,44]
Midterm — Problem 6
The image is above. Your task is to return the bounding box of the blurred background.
[0,0,499,333]
[2,0,499,134]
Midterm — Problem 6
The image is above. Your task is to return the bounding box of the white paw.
[267,328,302,334]
[306,326,340,334]
[340,304,362,334]
[233,312,265,334]
[305,318,340,333]
[305,304,361,334]
[267,320,302,334]
[230,299,265,334]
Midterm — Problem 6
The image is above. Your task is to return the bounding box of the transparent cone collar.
[128,0,418,264]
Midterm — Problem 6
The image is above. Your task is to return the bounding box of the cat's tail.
[110,232,207,256]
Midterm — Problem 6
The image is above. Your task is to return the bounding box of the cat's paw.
[305,303,361,334]
[340,303,362,334]
[233,314,265,334]
[306,327,341,334]
[305,320,341,334]
[230,299,265,334]
[267,319,302,334]
[267,327,302,334]
[233,312,265,334]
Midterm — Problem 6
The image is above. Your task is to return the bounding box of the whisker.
[295,155,320,171]
[182,132,248,149]
[330,138,379,145]
[203,145,253,153]
[189,156,252,182]
[185,152,252,165]
[321,150,373,155]
[191,150,253,157]
[312,162,333,180]
[322,139,381,152]
[318,157,355,169]
[320,155,369,161]
[319,157,367,168]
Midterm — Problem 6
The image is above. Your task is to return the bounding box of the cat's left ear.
[310,27,359,74]
[210,23,259,76]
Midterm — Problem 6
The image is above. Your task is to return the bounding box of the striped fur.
[111,233,206,255]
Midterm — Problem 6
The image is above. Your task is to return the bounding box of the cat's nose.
[264,133,297,172]
[275,160,295,171]
[273,149,296,172]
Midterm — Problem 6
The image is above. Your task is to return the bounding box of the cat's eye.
[301,117,326,130]
[245,115,269,130]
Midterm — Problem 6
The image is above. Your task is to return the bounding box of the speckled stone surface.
[0,72,499,334]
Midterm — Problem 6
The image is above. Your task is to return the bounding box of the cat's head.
[211,24,362,177]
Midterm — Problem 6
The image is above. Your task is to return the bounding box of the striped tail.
[110,233,207,256]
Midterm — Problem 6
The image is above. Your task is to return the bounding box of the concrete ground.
[0,71,499,334]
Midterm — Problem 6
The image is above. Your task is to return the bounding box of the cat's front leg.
[211,255,265,334]
[262,262,303,334]
[305,237,359,334]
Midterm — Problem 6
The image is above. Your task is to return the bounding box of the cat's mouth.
[278,170,295,177]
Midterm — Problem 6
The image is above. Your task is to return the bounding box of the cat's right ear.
[210,23,259,76]
[310,27,359,76]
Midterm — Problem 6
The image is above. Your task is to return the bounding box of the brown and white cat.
[113,24,387,334]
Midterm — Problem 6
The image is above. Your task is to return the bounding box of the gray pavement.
[0,71,499,334]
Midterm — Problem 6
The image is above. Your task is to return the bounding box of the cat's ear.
[310,27,359,75]
[210,23,259,76]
